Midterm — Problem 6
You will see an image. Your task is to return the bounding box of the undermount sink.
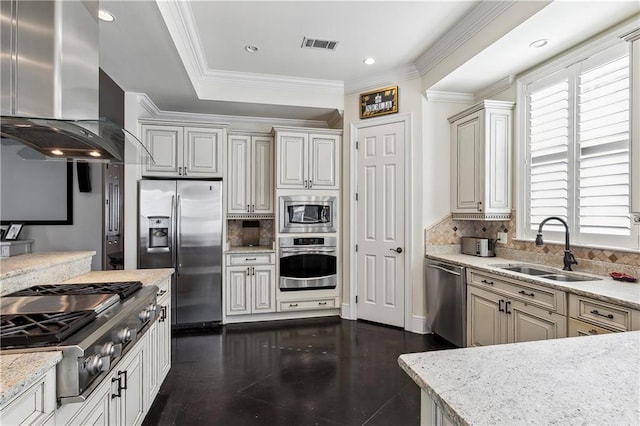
[494,264,601,282]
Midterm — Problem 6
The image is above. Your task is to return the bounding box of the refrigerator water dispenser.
[149,216,169,248]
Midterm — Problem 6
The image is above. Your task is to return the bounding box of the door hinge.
[355,296,358,303]
[356,141,359,149]
[355,193,358,201]
[355,244,358,252]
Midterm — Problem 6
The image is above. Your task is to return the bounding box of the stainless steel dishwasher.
[425,259,466,347]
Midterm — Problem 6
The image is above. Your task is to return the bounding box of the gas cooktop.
[7,281,143,300]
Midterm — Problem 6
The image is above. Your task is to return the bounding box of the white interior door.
[356,121,405,327]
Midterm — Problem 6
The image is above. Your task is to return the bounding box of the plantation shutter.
[577,54,631,237]
[527,78,570,233]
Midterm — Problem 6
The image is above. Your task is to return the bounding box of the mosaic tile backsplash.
[425,212,640,277]
[227,219,274,247]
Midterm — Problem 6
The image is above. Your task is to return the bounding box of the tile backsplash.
[227,219,274,247]
[425,212,640,276]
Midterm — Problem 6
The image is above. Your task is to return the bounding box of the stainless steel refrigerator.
[138,180,222,328]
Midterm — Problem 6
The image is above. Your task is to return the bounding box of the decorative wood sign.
[359,86,398,119]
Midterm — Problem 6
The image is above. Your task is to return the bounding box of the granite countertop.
[0,351,62,407]
[0,251,95,281]
[399,331,640,425]
[226,246,275,254]
[62,268,174,287]
[425,252,640,310]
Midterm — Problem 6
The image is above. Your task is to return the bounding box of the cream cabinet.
[226,253,276,315]
[141,124,224,178]
[146,277,171,404]
[227,134,274,215]
[274,128,341,190]
[568,294,640,336]
[448,100,514,220]
[0,367,56,425]
[466,269,566,347]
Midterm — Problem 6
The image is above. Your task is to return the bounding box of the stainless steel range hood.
[0,0,149,164]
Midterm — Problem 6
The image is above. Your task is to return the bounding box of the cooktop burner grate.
[7,281,143,300]
[0,310,97,348]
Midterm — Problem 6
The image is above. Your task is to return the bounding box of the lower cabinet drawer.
[568,318,615,337]
[279,299,336,311]
[569,294,636,332]
[226,253,274,266]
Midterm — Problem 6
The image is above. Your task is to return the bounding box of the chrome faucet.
[535,216,578,271]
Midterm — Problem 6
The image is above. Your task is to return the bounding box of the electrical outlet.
[496,232,508,244]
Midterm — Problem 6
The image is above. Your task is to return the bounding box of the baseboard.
[341,303,355,320]
[410,315,430,334]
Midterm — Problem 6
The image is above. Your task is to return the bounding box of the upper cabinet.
[141,123,224,178]
[274,128,341,190]
[227,133,274,216]
[449,100,514,220]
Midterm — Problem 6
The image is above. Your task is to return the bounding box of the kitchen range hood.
[0,0,151,164]
[0,116,152,163]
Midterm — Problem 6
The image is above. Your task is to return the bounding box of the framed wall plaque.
[359,86,398,119]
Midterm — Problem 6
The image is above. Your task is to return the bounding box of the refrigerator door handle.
[176,195,182,277]
[170,195,176,268]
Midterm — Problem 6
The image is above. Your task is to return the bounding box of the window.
[519,41,638,250]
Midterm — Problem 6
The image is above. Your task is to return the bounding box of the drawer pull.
[519,290,535,297]
[590,309,614,319]
[289,303,299,307]
[245,258,257,261]
[318,301,328,306]
[157,289,167,296]
[589,329,598,335]
[498,299,504,312]
[481,279,494,285]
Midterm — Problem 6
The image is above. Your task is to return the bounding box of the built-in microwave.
[279,195,336,233]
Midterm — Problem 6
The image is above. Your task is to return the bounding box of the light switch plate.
[496,232,508,244]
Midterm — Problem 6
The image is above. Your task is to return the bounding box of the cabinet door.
[119,342,145,426]
[253,265,275,313]
[146,319,160,403]
[67,385,111,426]
[484,110,511,212]
[226,267,251,315]
[506,300,566,343]
[184,127,223,177]
[277,132,307,188]
[251,136,274,213]
[309,134,339,189]
[467,286,505,346]
[227,135,251,214]
[568,318,614,337]
[158,294,172,382]
[142,125,183,177]
[451,113,481,212]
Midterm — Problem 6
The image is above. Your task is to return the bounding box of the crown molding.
[424,91,474,104]
[344,64,420,95]
[474,75,514,101]
[134,92,330,129]
[414,1,516,76]
[200,69,344,94]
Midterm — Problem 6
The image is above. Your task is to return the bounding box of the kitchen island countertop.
[399,331,640,425]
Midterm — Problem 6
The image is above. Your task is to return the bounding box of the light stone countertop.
[0,267,173,407]
[425,253,640,310]
[226,246,275,254]
[0,351,62,407]
[0,251,95,281]
[399,331,640,426]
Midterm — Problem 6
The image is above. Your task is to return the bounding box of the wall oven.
[279,195,336,233]
[279,236,337,290]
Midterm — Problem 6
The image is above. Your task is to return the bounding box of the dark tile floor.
[143,317,456,426]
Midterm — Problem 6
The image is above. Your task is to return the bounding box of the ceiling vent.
[301,37,338,51]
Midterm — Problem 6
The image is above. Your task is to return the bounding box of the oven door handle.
[280,248,336,255]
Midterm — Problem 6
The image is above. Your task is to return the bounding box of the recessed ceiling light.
[363,57,375,65]
[245,45,259,53]
[51,149,64,156]
[98,9,115,22]
[529,39,548,48]
[89,151,102,157]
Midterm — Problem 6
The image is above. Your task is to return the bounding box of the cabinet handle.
[498,299,504,312]
[159,306,167,322]
[590,309,614,319]
[518,290,535,297]
[245,258,257,261]
[120,370,128,390]
[289,303,298,307]
[477,201,482,212]
[158,289,167,296]
[481,279,494,285]
[318,301,327,306]
[184,167,187,176]
[251,267,255,276]
[505,301,512,314]
[111,376,122,399]
[247,204,250,212]
[178,166,182,176]
[588,329,599,335]
[309,180,313,188]
[246,267,250,276]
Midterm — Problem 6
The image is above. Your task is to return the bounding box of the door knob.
[390,247,403,253]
